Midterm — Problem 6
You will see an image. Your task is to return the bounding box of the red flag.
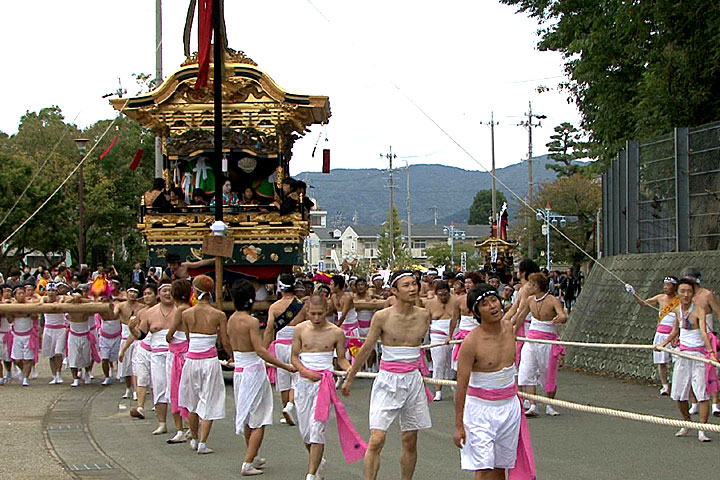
[195,0,213,90]
[99,135,118,159]
[129,149,144,171]
[322,148,331,174]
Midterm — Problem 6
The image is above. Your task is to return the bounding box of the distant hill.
[296,154,559,225]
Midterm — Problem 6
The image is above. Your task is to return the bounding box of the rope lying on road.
[418,337,720,368]
[336,370,720,433]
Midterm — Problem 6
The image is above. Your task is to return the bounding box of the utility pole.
[481,112,500,229]
[381,147,397,262]
[519,101,546,259]
[431,206,439,226]
[154,0,164,179]
[405,160,412,256]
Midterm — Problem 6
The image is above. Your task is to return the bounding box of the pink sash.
[44,324,66,330]
[186,347,217,360]
[525,330,565,392]
[313,370,368,463]
[340,323,363,356]
[467,384,536,480]
[12,324,40,363]
[2,330,13,356]
[379,358,434,402]
[140,341,153,352]
[656,324,673,335]
[70,329,101,363]
[169,341,190,418]
[100,329,122,339]
[267,338,293,385]
[452,329,471,363]
[680,334,720,395]
[430,330,448,337]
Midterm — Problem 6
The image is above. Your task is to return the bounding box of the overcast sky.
[0,1,580,177]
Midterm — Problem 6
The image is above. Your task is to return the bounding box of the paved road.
[50,368,718,480]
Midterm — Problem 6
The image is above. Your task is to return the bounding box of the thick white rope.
[336,370,720,433]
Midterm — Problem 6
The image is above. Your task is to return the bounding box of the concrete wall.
[562,251,720,382]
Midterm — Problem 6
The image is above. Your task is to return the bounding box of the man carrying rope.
[342,269,431,480]
[455,282,535,480]
[656,278,718,442]
[627,276,679,395]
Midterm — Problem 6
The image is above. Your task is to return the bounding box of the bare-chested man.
[41,283,67,384]
[343,269,432,480]
[454,283,536,480]
[0,284,13,384]
[452,272,483,371]
[8,285,39,386]
[115,285,145,399]
[293,295,365,480]
[136,281,176,435]
[263,273,306,425]
[178,275,232,454]
[502,259,540,373]
[680,267,720,415]
[162,253,214,282]
[369,274,388,300]
[228,279,295,476]
[98,295,121,386]
[353,278,376,339]
[331,275,360,344]
[628,276,680,395]
[426,280,459,401]
[67,287,100,387]
[656,278,718,442]
[517,273,566,417]
[124,284,156,418]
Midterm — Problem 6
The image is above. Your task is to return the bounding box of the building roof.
[310,227,343,241]
[346,223,490,239]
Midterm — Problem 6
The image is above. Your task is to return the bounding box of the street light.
[443,223,466,270]
[536,203,566,271]
[74,138,89,267]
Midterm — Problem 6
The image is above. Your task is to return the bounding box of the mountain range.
[296,154,559,226]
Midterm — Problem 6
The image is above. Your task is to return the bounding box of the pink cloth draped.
[140,341,152,352]
[44,324,65,330]
[656,324,673,334]
[379,358,434,402]
[169,341,190,418]
[680,333,720,395]
[430,330,448,337]
[313,370,368,463]
[358,318,372,329]
[452,329,471,363]
[70,329,101,363]
[467,383,536,480]
[94,313,102,331]
[267,338,292,385]
[12,325,40,363]
[100,329,121,339]
[525,330,565,393]
[340,323,363,356]
[2,330,13,357]
[186,346,217,360]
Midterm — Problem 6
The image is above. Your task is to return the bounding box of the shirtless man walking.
[293,294,365,480]
[136,282,176,435]
[331,275,360,345]
[178,275,232,454]
[343,269,432,480]
[452,272,482,371]
[656,278,718,442]
[227,279,296,476]
[67,290,100,387]
[502,259,540,377]
[124,285,156,418]
[8,286,39,386]
[115,286,144,399]
[41,284,67,384]
[263,273,306,425]
[454,283,536,479]
[628,276,680,395]
[425,280,459,401]
[517,272,566,417]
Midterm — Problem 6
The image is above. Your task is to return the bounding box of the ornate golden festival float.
[475,202,517,283]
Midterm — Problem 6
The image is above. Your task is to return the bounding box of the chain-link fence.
[602,121,720,256]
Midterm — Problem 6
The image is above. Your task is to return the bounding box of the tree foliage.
[425,242,484,272]
[0,107,154,276]
[502,0,720,167]
[377,204,412,268]
[512,174,601,267]
[545,122,589,177]
[468,189,508,225]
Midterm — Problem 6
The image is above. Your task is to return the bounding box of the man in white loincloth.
[8,285,40,386]
[115,285,145,399]
[452,272,483,371]
[98,295,122,386]
[293,294,366,480]
[454,283,536,479]
[425,280,459,401]
[627,276,679,395]
[343,269,431,480]
[178,275,232,454]
[0,284,14,384]
[656,278,718,442]
[228,279,296,476]
[41,283,67,384]
[67,290,100,387]
[126,284,156,419]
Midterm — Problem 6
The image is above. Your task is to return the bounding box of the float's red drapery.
[195,0,213,90]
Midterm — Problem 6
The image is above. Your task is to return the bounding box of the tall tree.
[468,189,508,225]
[425,242,484,272]
[501,0,720,167]
[377,205,412,268]
[545,122,589,177]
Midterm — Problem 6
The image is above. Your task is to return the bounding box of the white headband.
[663,277,678,284]
[390,272,415,287]
[158,284,172,291]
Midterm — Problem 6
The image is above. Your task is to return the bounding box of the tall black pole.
[212,0,223,221]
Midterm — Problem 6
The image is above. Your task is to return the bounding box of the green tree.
[468,189,507,225]
[545,122,589,177]
[425,242,484,272]
[377,205,412,268]
[501,0,720,167]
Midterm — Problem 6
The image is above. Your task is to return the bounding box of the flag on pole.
[99,135,118,159]
[195,0,213,89]
[129,149,144,170]
[322,148,331,174]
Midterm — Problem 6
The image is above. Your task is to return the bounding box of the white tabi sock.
[305,475,317,480]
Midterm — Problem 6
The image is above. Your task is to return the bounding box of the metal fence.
[602,121,720,256]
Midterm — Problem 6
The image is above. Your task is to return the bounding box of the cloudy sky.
[0,1,580,176]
